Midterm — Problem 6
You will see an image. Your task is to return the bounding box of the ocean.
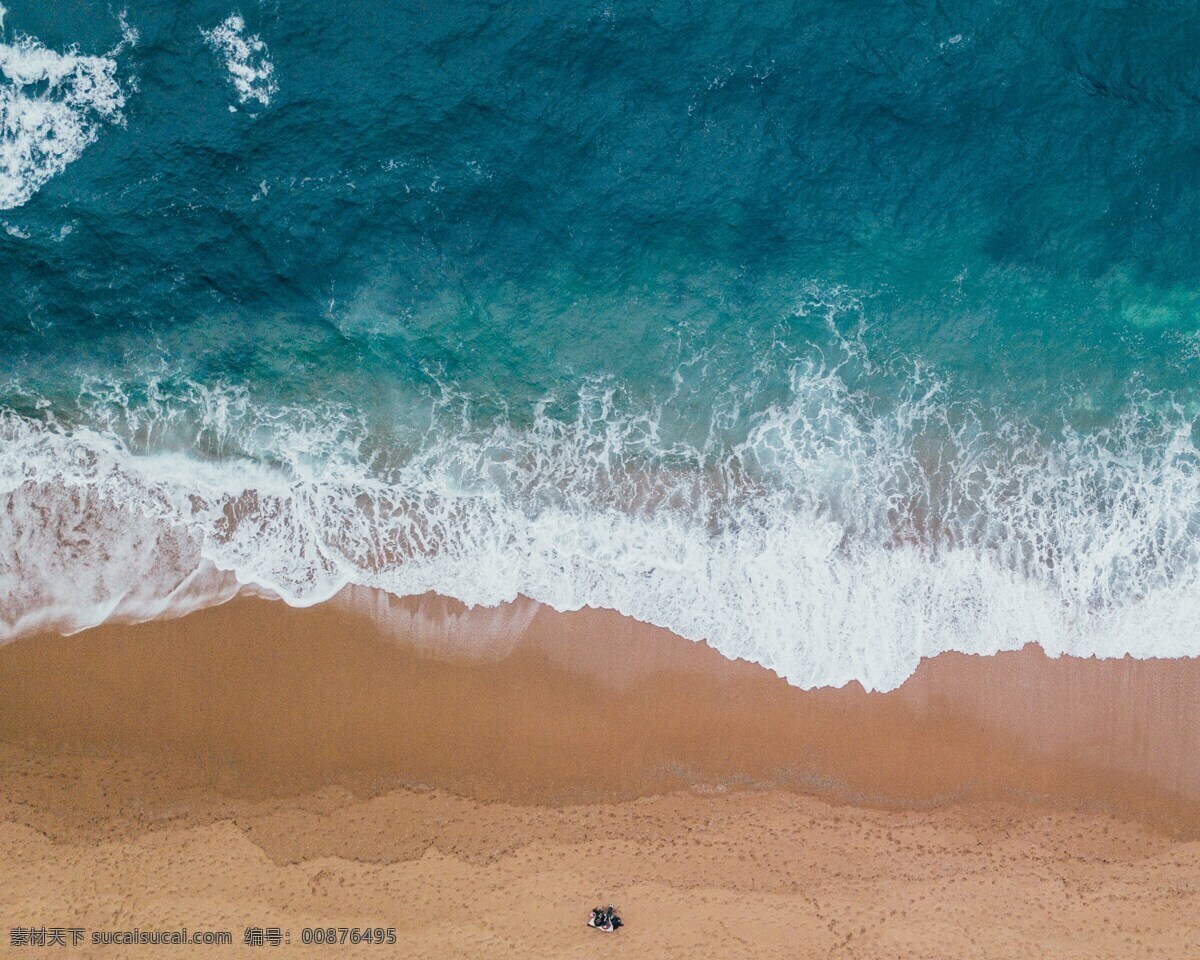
[3,0,1200,689]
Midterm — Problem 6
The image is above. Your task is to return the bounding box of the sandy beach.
[1,592,1198,957]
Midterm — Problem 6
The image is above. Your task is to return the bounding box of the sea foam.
[0,9,135,210]
[201,14,276,109]
[3,362,1200,691]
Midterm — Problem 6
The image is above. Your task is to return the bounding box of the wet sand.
[1,591,1198,957]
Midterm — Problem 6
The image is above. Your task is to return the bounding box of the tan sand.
[1,591,1198,957]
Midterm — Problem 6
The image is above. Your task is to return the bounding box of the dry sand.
[1,591,1198,957]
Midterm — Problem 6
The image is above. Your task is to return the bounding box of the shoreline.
[2,592,1200,957]
[3,591,1200,956]
[2,588,1198,833]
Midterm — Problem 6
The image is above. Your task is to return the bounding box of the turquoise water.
[3,0,1200,688]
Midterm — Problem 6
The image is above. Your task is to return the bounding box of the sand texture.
[1,592,1198,957]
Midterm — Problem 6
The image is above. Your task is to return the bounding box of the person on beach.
[589,905,622,931]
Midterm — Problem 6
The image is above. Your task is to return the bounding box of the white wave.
[202,14,276,109]
[0,10,135,210]
[3,369,1200,690]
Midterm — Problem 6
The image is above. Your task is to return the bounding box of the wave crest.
[201,13,276,109]
[0,9,135,210]
[3,367,1200,690]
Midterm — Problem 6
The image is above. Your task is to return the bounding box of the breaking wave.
[201,13,276,109]
[0,6,135,210]
[3,355,1200,692]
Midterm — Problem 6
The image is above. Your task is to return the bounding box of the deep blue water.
[3,0,1200,688]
